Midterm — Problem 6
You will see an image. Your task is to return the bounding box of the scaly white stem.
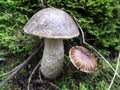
[40,39,64,79]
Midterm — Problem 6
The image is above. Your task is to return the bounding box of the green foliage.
[0,0,120,58]
[0,0,40,58]
[96,80,108,90]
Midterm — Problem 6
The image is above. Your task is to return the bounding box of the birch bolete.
[24,8,79,79]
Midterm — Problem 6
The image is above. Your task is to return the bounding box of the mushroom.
[24,8,79,79]
[69,46,97,73]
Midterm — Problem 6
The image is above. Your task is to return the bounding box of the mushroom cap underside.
[24,8,79,39]
[69,46,97,73]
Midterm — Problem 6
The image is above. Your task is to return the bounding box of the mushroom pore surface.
[40,39,64,79]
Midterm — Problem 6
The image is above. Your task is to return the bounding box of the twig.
[0,60,25,77]
[108,52,120,90]
[41,0,44,7]
[47,81,60,89]
[0,45,42,89]
[27,59,41,90]
[74,17,120,78]
[32,79,60,89]
[0,70,15,77]
[39,63,43,82]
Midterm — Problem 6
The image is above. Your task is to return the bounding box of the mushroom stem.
[40,39,64,79]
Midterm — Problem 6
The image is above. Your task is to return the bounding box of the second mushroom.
[69,46,97,73]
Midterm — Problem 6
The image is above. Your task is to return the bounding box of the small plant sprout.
[24,8,79,79]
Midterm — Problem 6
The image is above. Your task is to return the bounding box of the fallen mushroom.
[24,8,79,79]
[69,46,97,73]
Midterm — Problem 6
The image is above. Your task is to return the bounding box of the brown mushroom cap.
[69,46,97,73]
[24,8,79,39]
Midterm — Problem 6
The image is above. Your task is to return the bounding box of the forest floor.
[0,56,120,90]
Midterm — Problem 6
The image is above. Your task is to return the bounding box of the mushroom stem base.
[40,39,64,79]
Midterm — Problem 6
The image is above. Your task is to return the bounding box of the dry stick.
[0,46,41,89]
[0,59,26,77]
[0,69,16,77]
[27,59,41,90]
[41,0,44,7]
[39,66,43,82]
[74,17,120,78]
[47,81,60,89]
[108,52,120,90]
